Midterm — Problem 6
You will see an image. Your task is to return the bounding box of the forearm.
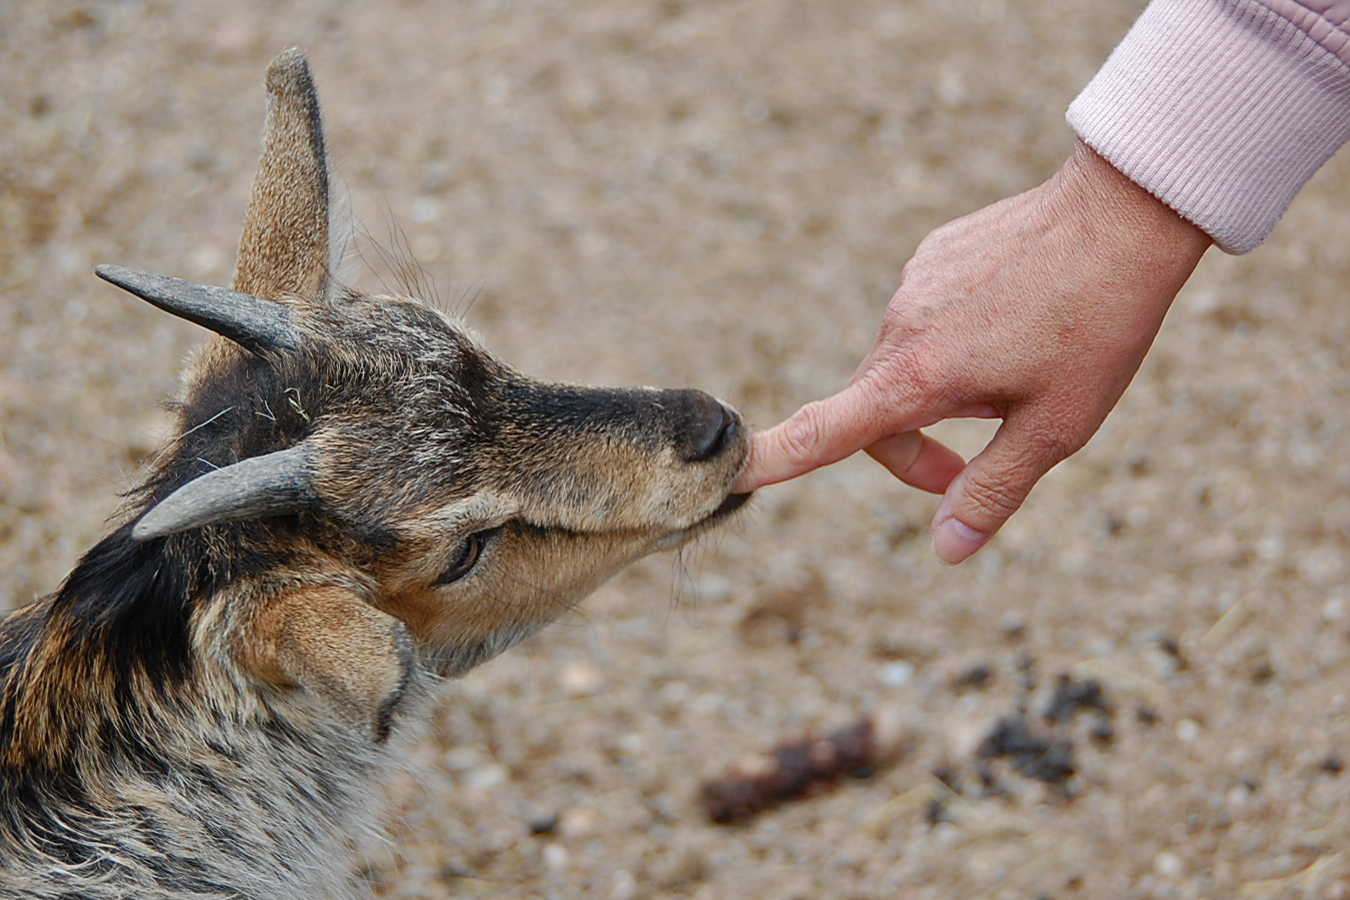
[1068,0,1350,254]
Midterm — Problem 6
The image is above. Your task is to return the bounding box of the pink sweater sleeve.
[1067,0,1350,253]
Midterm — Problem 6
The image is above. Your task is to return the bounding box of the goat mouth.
[692,490,752,530]
[653,491,751,551]
[712,491,752,518]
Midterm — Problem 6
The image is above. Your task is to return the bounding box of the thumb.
[734,380,897,492]
[929,416,1069,564]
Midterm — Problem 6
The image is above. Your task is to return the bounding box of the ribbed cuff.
[1068,0,1350,253]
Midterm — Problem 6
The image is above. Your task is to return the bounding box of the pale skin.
[733,140,1213,564]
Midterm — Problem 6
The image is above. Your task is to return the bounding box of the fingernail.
[932,517,987,565]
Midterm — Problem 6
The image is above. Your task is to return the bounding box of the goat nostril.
[686,397,739,462]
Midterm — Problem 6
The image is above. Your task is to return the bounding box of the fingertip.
[730,453,763,493]
[734,397,864,490]
[926,416,1058,564]
[731,428,793,492]
[931,515,988,565]
[734,380,921,491]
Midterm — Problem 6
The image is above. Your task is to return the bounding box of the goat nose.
[684,392,741,462]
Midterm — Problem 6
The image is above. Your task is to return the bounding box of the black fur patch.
[56,528,199,692]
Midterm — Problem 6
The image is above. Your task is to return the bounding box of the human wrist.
[1067,0,1350,254]
[1054,139,1211,288]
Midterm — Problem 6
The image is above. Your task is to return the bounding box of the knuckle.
[895,256,926,291]
[1025,419,1091,462]
[865,341,941,412]
[961,471,1027,523]
[779,401,827,464]
[894,344,940,398]
[880,291,940,338]
[908,222,958,264]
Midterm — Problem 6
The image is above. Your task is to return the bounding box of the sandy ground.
[5,1,1350,898]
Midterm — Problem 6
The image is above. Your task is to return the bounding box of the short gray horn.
[96,264,303,355]
[133,443,319,541]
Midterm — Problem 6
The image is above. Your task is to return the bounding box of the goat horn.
[133,444,319,541]
[95,264,303,355]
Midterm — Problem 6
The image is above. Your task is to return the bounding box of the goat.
[0,48,749,899]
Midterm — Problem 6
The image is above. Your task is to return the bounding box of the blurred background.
[4,1,1350,897]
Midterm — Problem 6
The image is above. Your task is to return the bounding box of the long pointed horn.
[95,264,303,355]
[133,444,319,541]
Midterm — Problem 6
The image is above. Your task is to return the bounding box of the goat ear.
[133,444,318,541]
[237,585,415,742]
[234,47,333,303]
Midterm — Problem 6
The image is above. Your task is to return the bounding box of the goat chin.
[0,48,750,899]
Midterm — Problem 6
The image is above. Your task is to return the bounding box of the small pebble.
[951,663,994,692]
[527,811,559,835]
[560,806,599,839]
[1175,719,1200,743]
[410,196,439,223]
[610,869,637,900]
[881,660,915,687]
[1153,851,1183,878]
[542,844,569,872]
[692,572,732,603]
[560,660,604,697]
[442,745,485,772]
[464,763,509,790]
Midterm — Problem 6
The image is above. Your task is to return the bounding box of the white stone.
[611,869,637,900]
[1153,851,1183,878]
[880,661,915,687]
[542,844,569,872]
[463,763,509,791]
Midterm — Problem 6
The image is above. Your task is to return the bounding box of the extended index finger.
[734,379,909,492]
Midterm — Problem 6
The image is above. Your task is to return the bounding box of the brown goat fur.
[0,48,748,899]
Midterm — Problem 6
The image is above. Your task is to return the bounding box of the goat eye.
[436,530,492,585]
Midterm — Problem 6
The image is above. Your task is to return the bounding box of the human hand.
[734,141,1212,563]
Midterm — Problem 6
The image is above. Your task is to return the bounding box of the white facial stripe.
[416,493,519,535]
